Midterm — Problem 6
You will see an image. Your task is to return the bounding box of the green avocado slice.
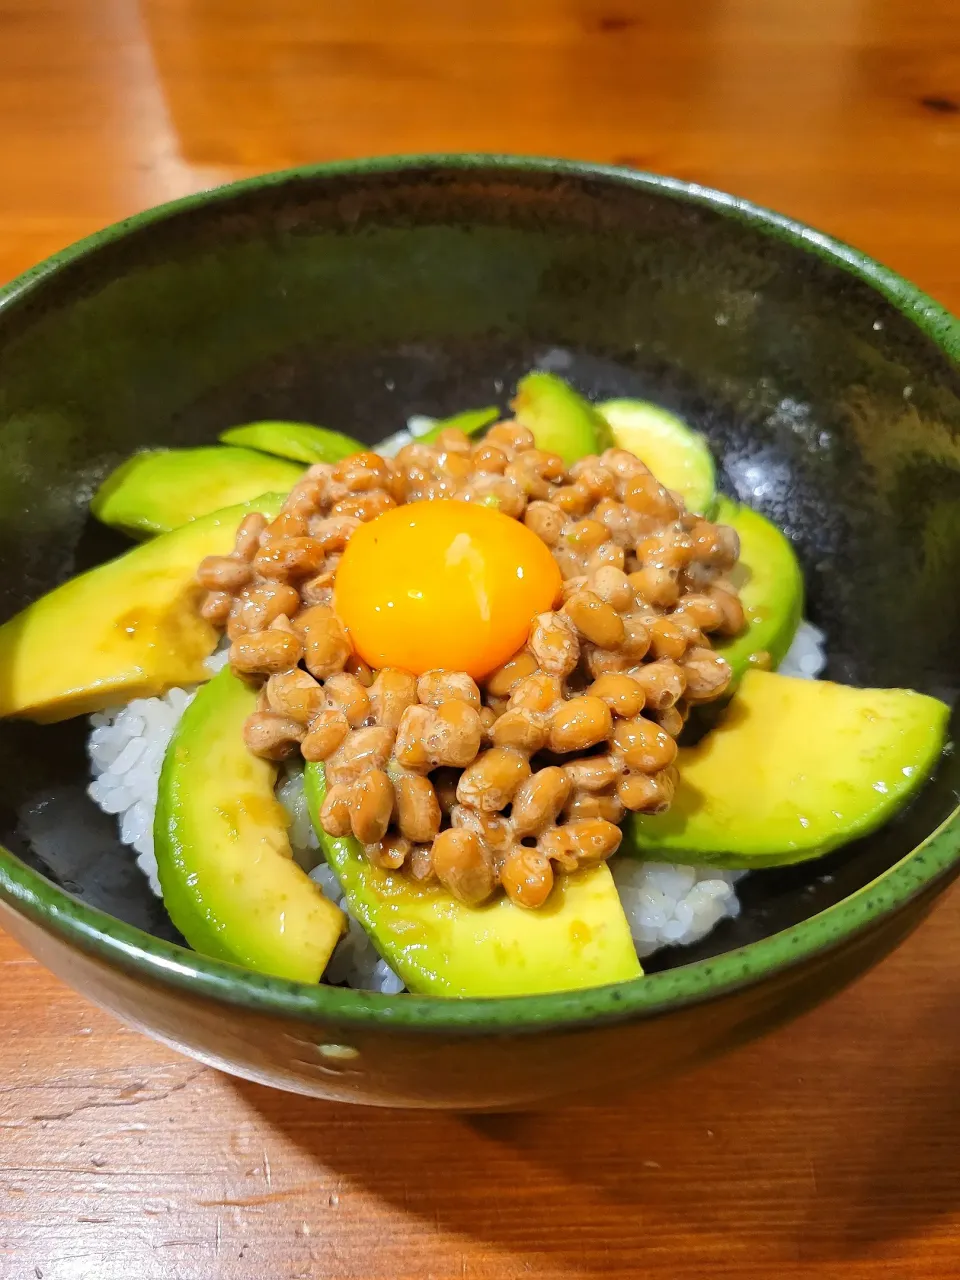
[713,497,804,681]
[417,405,500,443]
[597,399,717,515]
[155,668,345,983]
[220,421,364,465]
[512,372,613,467]
[303,763,643,997]
[0,493,284,722]
[91,446,303,537]
[626,670,949,868]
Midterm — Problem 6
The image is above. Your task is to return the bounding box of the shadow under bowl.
[0,156,958,1107]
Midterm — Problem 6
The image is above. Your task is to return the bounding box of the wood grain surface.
[1,1,959,1277]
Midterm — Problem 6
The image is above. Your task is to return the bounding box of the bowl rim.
[0,152,957,1034]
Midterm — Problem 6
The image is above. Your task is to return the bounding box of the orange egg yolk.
[334,500,563,679]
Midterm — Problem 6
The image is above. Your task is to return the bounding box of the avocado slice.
[713,497,804,681]
[92,446,304,538]
[626,670,949,868]
[418,405,500,444]
[512,372,613,467]
[0,494,284,722]
[220,421,364,465]
[303,762,642,997]
[155,668,345,982]
[598,399,717,515]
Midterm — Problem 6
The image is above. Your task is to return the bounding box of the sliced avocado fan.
[221,421,364,465]
[0,494,285,722]
[627,669,949,868]
[303,762,642,997]
[92,446,303,537]
[713,497,804,681]
[155,668,345,983]
[597,399,716,515]
[512,372,613,467]
[417,405,500,443]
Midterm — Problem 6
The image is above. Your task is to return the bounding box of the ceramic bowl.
[0,157,958,1108]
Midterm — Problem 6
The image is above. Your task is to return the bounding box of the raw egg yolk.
[334,500,562,679]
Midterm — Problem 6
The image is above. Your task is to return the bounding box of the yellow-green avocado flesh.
[155,668,345,983]
[714,497,804,681]
[627,670,949,867]
[220,421,364,465]
[0,494,284,722]
[417,405,500,443]
[91,446,303,537]
[598,398,717,515]
[512,372,613,467]
[303,763,642,997]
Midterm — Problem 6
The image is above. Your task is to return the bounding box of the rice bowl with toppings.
[2,370,945,1001]
[85,620,828,992]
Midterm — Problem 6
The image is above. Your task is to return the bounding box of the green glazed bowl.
[0,156,958,1109]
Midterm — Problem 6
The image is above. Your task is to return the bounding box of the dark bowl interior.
[0,159,958,980]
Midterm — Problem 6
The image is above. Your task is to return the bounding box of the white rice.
[85,647,229,895]
[776,619,826,679]
[374,415,437,458]
[612,859,744,957]
[88,692,191,895]
[85,615,826,992]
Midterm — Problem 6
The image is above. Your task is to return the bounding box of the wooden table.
[1,2,959,1276]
